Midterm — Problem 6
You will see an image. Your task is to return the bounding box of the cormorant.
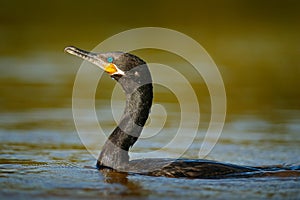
[65,46,299,179]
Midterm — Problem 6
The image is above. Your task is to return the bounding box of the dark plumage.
[65,46,300,179]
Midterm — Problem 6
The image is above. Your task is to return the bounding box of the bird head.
[64,46,152,93]
[65,46,148,80]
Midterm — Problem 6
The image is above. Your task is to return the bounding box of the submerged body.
[128,158,258,178]
[65,46,299,179]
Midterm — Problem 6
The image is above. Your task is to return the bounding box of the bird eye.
[107,57,114,63]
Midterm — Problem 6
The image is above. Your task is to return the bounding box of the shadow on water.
[101,170,149,197]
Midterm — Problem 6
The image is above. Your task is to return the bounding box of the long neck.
[97,83,153,170]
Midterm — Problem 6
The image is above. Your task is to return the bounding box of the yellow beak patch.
[105,64,118,74]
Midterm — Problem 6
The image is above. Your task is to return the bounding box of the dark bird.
[65,46,299,179]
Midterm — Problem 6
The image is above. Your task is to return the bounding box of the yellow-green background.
[1,0,299,118]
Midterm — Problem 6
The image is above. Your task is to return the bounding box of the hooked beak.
[64,46,125,75]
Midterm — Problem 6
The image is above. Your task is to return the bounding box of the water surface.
[0,54,299,199]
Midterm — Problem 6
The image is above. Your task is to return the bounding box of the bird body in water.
[65,46,300,179]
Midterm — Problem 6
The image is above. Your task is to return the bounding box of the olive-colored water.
[1,1,300,199]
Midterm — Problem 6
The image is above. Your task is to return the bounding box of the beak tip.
[64,46,75,54]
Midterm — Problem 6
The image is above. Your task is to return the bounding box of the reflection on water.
[0,140,300,200]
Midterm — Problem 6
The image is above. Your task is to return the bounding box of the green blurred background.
[0,0,299,122]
